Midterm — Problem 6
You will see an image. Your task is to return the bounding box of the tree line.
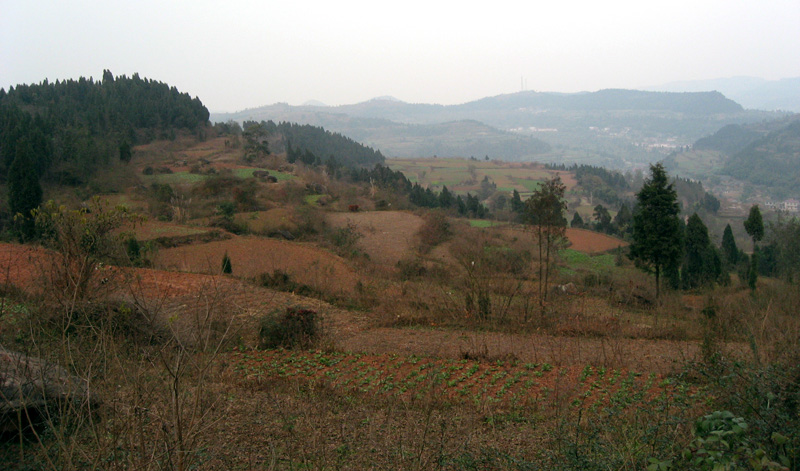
[628,163,780,297]
[1,71,210,239]
[0,71,209,186]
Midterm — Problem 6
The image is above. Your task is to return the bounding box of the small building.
[783,199,800,213]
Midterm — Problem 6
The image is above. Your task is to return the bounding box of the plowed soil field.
[565,228,627,253]
[326,211,424,266]
[493,226,627,254]
[156,236,362,293]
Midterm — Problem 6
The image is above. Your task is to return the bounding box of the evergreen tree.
[510,189,524,213]
[571,211,584,229]
[438,186,454,208]
[465,193,479,216]
[613,203,633,236]
[286,140,298,163]
[456,195,466,215]
[8,140,43,240]
[629,163,683,298]
[721,223,738,265]
[683,213,720,288]
[744,205,764,250]
[743,205,764,290]
[593,204,612,233]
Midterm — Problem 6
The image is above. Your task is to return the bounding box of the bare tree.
[525,176,567,318]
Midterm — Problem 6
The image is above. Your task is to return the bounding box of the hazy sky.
[2,0,798,112]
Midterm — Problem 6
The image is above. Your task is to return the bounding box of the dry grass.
[4,138,800,469]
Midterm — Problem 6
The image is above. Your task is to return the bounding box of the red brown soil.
[493,225,627,254]
[326,211,424,266]
[338,327,699,374]
[233,349,698,411]
[125,220,213,241]
[133,137,254,173]
[0,243,48,288]
[564,228,628,253]
[553,170,578,190]
[155,235,362,293]
[0,243,366,342]
[1,241,712,375]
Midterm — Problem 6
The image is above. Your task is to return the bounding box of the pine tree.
[571,211,584,229]
[629,163,683,298]
[456,195,466,215]
[593,204,612,233]
[8,140,43,241]
[743,205,764,290]
[683,213,720,288]
[438,186,454,208]
[613,203,633,236]
[743,205,764,250]
[510,189,524,213]
[721,224,738,265]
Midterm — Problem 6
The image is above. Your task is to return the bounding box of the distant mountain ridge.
[309,89,743,124]
[646,76,800,112]
[214,89,744,126]
[212,89,761,161]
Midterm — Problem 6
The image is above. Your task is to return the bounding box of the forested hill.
[259,121,385,168]
[721,119,800,191]
[0,70,209,185]
[693,124,763,155]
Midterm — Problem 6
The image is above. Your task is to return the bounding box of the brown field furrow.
[156,235,362,293]
[326,211,424,267]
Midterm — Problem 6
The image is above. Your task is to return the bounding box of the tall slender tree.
[743,205,764,290]
[721,223,738,265]
[629,163,683,299]
[744,205,764,250]
[525,176,567,316]
[683,213,721,288]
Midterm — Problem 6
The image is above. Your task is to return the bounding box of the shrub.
[649,411,790,470]
[221,252,232,274]
[417,210,451,252]
[256,270,314,296]
[258,307,319,350]
[396,257,427,280]
[327,223,362,256]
